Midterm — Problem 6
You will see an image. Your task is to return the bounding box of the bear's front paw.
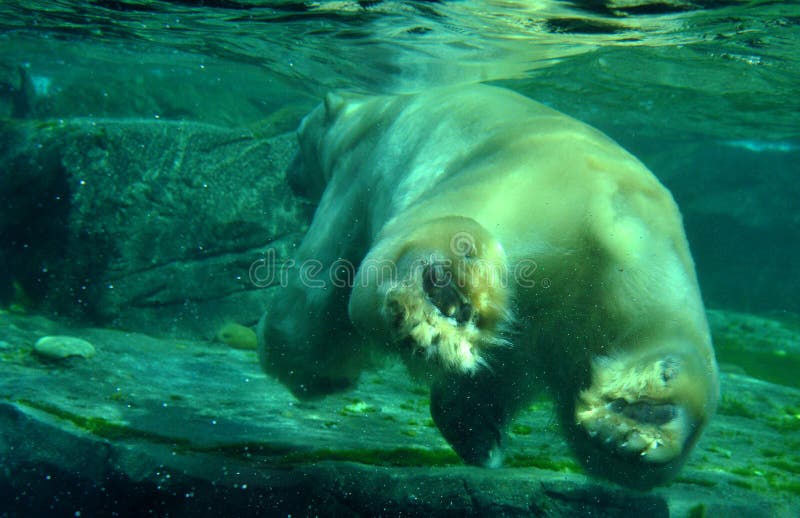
[384,258,485,372]
[380,227,512,373]
[575,355,697,463]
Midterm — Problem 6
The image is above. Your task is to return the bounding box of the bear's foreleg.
[349,216,513,376]
[258,183,371,399]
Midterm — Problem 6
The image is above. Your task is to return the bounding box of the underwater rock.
[0,311,798,516]
[33,335,95,360]
[0,119,308,338]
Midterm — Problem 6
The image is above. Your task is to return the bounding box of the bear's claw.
[575,355,696,463]
[577,398,688,463]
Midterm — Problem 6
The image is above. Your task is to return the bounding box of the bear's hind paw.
[574,354,701,464]
[576,399,689,463]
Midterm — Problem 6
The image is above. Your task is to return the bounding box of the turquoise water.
[2,1,798,134]
[1,0,799,516]
[2,0,798,314]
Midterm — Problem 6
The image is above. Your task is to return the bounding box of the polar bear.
[257,84,719,489]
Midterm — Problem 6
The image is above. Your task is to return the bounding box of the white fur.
[261,84,719,488]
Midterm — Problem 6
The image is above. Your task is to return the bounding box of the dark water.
[1,0,799,516]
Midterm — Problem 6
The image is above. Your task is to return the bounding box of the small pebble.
[215,323,257,350]
[33,335,96,360]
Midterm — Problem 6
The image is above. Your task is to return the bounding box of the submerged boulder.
[1,310,798,516]
[0,118,310,338]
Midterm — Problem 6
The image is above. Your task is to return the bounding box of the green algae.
[181,440,461,468]
[510,423,534,436]
[1,347,31,364]
[687,503,707,518]
[198,440,581,471]
[765,458,800,475]
[410,385,428,396]
[6,281,34,314]
[673,474,718,488]
[399,398,428,411]
[505,453,581,472]
[765,405,800,433]
[769,478,800,496]
[16,398,191,446]
[273,447,461,467]
[705,445,733,458]
[716,394,758,419]
[730,466,759,478]
[339,400,378,416]
[725,462,800,497]
[760,447,782,458]
[729,478,753,490]
[13,408,460,469]
[274,448,580,471]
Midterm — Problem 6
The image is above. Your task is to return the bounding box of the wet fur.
[258,84,719,489]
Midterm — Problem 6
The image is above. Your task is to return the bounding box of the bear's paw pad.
[575,356,692,463]
[577,399,689,463]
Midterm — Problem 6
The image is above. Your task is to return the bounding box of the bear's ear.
[323,92,347,122]
[323,91,366,123]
